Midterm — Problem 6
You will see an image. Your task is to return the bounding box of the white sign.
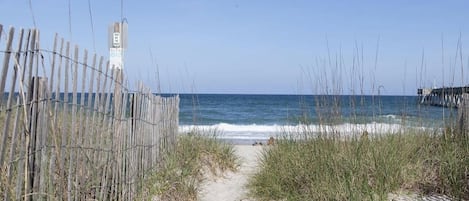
[110,48,123,69]
[113,32,121,47]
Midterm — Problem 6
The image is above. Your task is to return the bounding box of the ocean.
[3,93,453,144]
[178,94,456,144]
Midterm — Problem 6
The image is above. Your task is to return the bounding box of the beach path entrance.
[199,145,263,201]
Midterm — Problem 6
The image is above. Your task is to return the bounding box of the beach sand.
[199,145,263,201]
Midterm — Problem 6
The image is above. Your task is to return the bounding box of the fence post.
[36,76,49,201]
[25,76,47,200]
[457,93,469,137]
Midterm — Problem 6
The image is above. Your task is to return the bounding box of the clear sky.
[1,0,469,95]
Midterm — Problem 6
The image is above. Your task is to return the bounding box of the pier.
[418,86,469,107]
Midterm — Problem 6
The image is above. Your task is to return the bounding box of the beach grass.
[243,40,469,200]
[138,129,239,200]
[247,130,469,200]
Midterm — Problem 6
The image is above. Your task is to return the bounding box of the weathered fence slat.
[74,48,87,200]
[0,26,15,108]
[27,76,39,200]
[14,28,33,200]
[83,53,95,199]
[66,45,79,201]
[48,34,62,199]
[91,56,102,178]
[41,41,56,199]
[0,27,15,167]
[59,41,71,199]
[95,57,108,201]
[3,27,24,201]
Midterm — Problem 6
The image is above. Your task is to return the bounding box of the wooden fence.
[0,25,179,200]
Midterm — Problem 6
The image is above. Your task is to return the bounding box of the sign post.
[109,22,127,69]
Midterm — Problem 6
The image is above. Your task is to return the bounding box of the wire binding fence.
[0,24,179,200]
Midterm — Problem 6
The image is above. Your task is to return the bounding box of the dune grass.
[247,130,469,201]
[138,130,239,200]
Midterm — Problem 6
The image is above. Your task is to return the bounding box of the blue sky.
[1,0,469,95]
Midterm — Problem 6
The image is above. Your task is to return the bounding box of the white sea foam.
[381,114,398,119]
[179,122,435,140]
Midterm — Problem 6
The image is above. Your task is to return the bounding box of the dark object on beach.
[252,141,263,146]
[267,137,275,145]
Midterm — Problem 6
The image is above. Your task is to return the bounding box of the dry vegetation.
[137,130,239,200]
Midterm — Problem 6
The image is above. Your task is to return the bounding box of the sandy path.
[199,145,263,201]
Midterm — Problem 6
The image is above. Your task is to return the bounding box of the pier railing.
[419,86,469,136]
[0,24,179,200]
[418,86,469,108]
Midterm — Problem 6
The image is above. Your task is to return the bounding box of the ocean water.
[2,93,454,144]
[179,94,456,143]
